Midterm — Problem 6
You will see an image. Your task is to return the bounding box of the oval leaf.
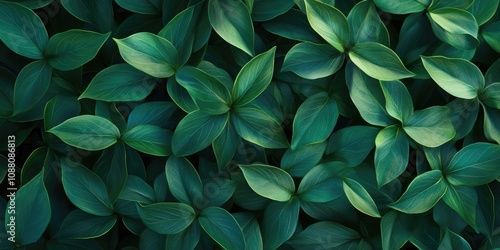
[137,202,196,234]
[282,42,344,79]
[305,0,349,52]
[239,164,295,202]
[199,207,245,250]
[122,125,172,156]
[54,210,117,239]
[165,157,203,207]
[403,106,456,147]
[342,177,381,217]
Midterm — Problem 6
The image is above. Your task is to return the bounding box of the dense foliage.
[1,0,500,249]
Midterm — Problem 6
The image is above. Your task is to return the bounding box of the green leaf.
[345,62,395,126]
[298,163,346,202]
[233,213,263,250]
[380,80,414,123]
[390,170,447,214]
[45,29,110,71]
[262,198,300,249]
[43,96,80,131]
[381,211,414,250]
[93,142,128,202]
[349,42,415,81]
[12,172,51,245]
[342,177,381,217]
[140,229,166,250]
[60,0,113,33]
[165,221,202,250]
[232,47,276,106]
[172,111,228,156]
[442,185,478,231]
[403,106,456,147]
[428,8,479,50]
[80,64,156,102]
[12,60,53,115]
[167,75,199,113]
[115,0,161,15]
[281,142,326,177]
[326,126,379,167]
[373,0,426,14]
[48,115,120,151]
[347,1,390,45]
[239,164,295,202]
[127,102,177,130]
[438,229,472,250]
[480,82,500,109]
[166,157,203,207]
[421,56,484,99]
[483,106,500,144]
[122,125,172,156]
[175,66,231,115]
[291,92,338,150]
[251,0,294,21]
[61,162,113,216]
[232,106,288,148]
[410,216,441,249]
[429,0,473,9]
[287,221,361,249]
[447,98,479,140]
[54,210,117,239]
[202,178,236,207]
[136,202,196,234]
[114,32,179,78]
[2,0,54,9]
[468,0,499,26]
[208,0,255,56]
[0,1,48,59]
[374,125,410,187]
[119,175,156,204]
[282,42,344,79]
[444,142,500,186]
[305,0,349,52]
[199,207,245,250]
[262,9,322,42]
[213,123,239,170]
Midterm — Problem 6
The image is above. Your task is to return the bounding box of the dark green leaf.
[447,98,479,140]
[483,106,500,144]
[122,125,172,156]
[326,126,379,167]
[251,0,295,21]
[262,9,322,42]
[305,0,349,52]
[213,123,239,170]
[43,96,80,131]
[93,142,128,202]
[428,8,479,50]
[239,164,295,202]
[136,202,196,234]
[60,0,113,32]
[374,125,409,187]
[140,229,166,250]
[233,213,263,250]
[127,102,177,130]
[380,80,414,123]
[165,220,201,250]
[373,0,426,14]
[54,210,117,239]
[442,184,478,231]
[480,82,500,109]
[201,178,236,207]
[343,177,381,217]
[287,221,361,249]
[2,0,53,9]
[429,0,474,10]
[297,163,346,202]
[281,142,326,177]
[166,157,203,207]
[119,175,156,204]
[381,211,414,250]
[438,228,472,250]
[262,198,300,249]
[468,0,499,26]
[115,0,161,15]
[13,60,53,115]
[347,1,390,45]
[282,42,344,79]
[199,207,245,250]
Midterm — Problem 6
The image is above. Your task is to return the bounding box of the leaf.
[291,92,338,150]
[305,0,349,52]
[381,211,414,250]
[442,185,478,231]
[48,115,120,151]
[45,29,110,71]
[428,8,479,50]
[79,64,156,102]
[342,177,381,217]
[447,98,479,140]
[136,202,196,234]
[380,81,414,123]
[373,0,426,14]
[199,207,245,250]
[281,142,326,177]
[326,126,380,167]
[118,175,156,204]
[43,96,80,131]
[438,229,472,250]
[115,0,161,15]
[232,47,276,106]
[390,170,447,214]
[483,106,500,144]
[208,0,255,56]
[60,0,113,33]
[165,221,202,250]
[287,221,361,249]
[468,0,499,26]
[282,42,344,79]
[54,210,117,239]
[347,1,390,45]
[403,106,456,147]
[12,172,51,245]
[114,32,179,78]
[122,125,172,156]
[127,102,177,130]
[172,111,228,156]
[262,9,322,42]
[421,56,484,99]
[348,42,415,81]
[262,198,300,249]
[444,142,500,186]
[232,106,288,148]
[201,178,236,207]
[429,0,473,9]
[297,163,346,202]
[2,0,54,9]
[175,66,231,115]
[213,123,239,170]
[239,164,295,202]
[374,125,409,187]
[233,213,263,250]
[93,142,128,202]
[140,229,166,250]
[61,162,113,216]
[166,157,203,207]
[480,82,500,109]
[12,60,53,115]
[0,1,48,59]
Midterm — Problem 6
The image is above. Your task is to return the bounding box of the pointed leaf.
[166,157,203,207]
[305,0,349,52]
[343,177,381,217]
[54,210,117,239]
[239,164,295,202]
[13,60,53,115]
[122,125,172,156]
[199,207,245,250]
[262,198,300,249]
[137,202,196,234]
[381,211,413,250]
[403,106,456,147]
[288,221,361,249]
[282,42,344,79]
[326,126,380,167]
[375,125,409,187]
[380,80,414,123]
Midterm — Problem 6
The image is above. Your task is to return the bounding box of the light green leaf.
[429,0,474,10]
[480,82,500,109]
[375,125,410,187]
[390,170,447,214]
[373,0,426,14]
[442,185,478,231]
[297,163,346,202]
[48,115,120,151]
[291,92,338,150]
[208,0,255,56]
[326,126,380,167]
[12,60,53,115]
[343,177,381,217]
[54,210,117,239]
[380,80,414,123]
[199,207,245,250]
[262,198,300,249]
[114,32,179,78]
[348,1,390,45]
[137,202,196,234]
[282,42,344,79]
[438,229,472,250]
[118,175,156,204]
[239,164,295,202]
[381,211,414,250]
[428,8,479,50]
[468,0,499,26]
[122,125,172,156]
[403,106,455,147]
[349,42,415,81]
[305,0,349,52]
[281,142,326,177]
[166,157,203,207]
[287,221,361,249]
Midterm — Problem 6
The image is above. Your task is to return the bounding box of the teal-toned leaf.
[480,82,500,109]
[409,216,442,249]
[93,142,128,202]
[137,202,196,234]
[213,123,239,170]
[61,162,113,216]
[297,163,346,202]
[438,229,472,250]
[2,0,54,9]
[343,177,381,217]
[232,106,288,148]
[233,213,263,250]
[442,185,477,231]
[291,92,338,150]
[122,125,172,156]
[403,106,455,147]
[349,42,415,81]
[305,0,349,52]
[199,207,245,250]
[208,0,255,56]
[202,178,236,207]
[232,47,276,106]
[166,157,203,207]
[282,42,344,79]
[172,111,228,156]
[374,125,409,187]
[396,13,437,64]
[281,142,326,177]
[175,66,231,115]
[390,170,447,214]
[251,0,295,21]
[80,64,156,102]
[326,126,379,167]
[114,32,179,78]
[483,106,500,144]
[421,56,484,99]
[381,211,414,250]
[60,0,113,33]
[12,60,53,115]
[373,0,426,14]
[287,221,361,249]
[54,210,117,239]
[43,96,80,131]
[0,1,48,59]
[380,80,414,123]
[428,8,479,50]
[447,98,479,140]
[262,198,300,249]
[347,1,390,45]
[19,147,46,186]
[468,0,499,26]
[115,0,161,15]
[444,142,500,186]
[119,175,156,204]
[165,220,202,250]
[127,102,177,130]
[140,229,166,250]
[239,164,295,202]
[423,142,457,171]
[262,9,322,42]
[48,115,120,151]
[429,0,474,10]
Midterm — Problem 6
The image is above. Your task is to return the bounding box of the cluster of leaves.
[1,0,500,249]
